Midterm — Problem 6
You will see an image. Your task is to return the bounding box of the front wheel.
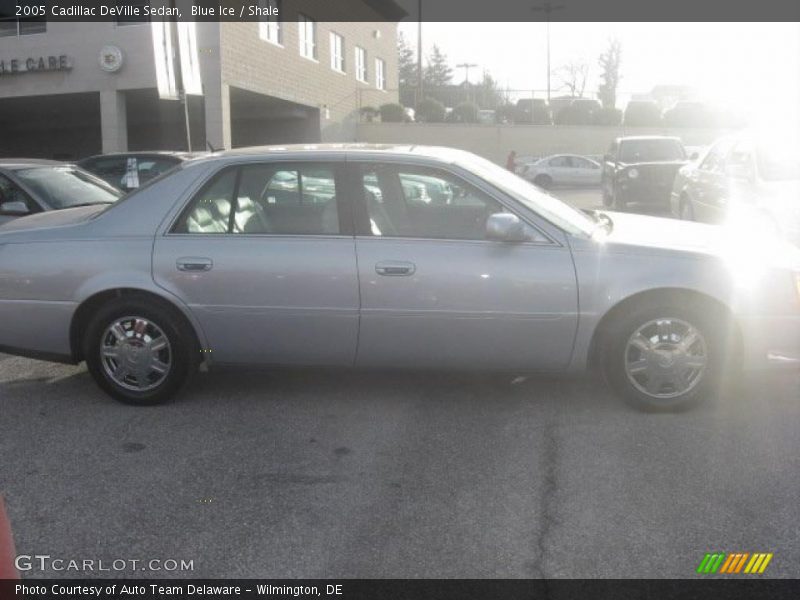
[603,305,725,411]
[84,297,197,405]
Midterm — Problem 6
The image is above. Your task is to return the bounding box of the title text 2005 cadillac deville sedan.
[0,145,798,410]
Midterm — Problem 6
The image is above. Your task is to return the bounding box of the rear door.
[351,161,579,370]
[152,160,360,366]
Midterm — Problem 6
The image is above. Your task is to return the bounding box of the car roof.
[78,151,198,161]
[0,158,66,169]
[188,143,477,165]
[616,136,682,142]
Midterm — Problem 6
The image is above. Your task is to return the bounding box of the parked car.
[602,136,693,210]
[671,134,800,247]
[77,151,198,193]
[0,145,798,411]
[514,98,552,125]
[0,159,122,225]
[517,154,602,189]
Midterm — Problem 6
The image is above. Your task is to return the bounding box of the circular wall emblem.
[99,45,124,73]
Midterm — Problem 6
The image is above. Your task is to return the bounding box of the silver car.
[0,145,798,410]
[517,154,602,189]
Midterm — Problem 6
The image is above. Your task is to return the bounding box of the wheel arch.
[586,287,742,370]
[70,288,206,363]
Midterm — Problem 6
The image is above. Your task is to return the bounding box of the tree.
[416,98,447,123]
[448,101,479,123]
[597,38,622,110]
[379,103,407,123]
[471,71,506,109]
[423,45,453,89]
[556,60,589,98]
[397,32,418,107]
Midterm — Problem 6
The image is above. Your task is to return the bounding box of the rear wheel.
[603,304,725,411]
[533,174,553,190]
[84,297,197,405]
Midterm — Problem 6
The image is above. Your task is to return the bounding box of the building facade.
[0,1,401,159]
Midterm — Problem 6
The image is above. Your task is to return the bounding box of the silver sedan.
[0,145,798,410]
[517,154,602,189]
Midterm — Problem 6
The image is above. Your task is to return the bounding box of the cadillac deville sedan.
[0,145,798,410]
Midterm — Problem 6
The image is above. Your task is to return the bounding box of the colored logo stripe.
[697,552,773,574]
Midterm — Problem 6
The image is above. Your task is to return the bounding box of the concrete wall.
[355,123,731,163]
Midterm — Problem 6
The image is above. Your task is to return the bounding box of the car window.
[359,165,545,242]
[0,173,40,214]
[13,166,121,209]
[699,139,733,173]
[571,157,596,169]
[81,157,127,187]
[173,164,340,236]
[234,164,339,235]
[174,168,237,234]
[619,139,685,162]
[548,156,571,168]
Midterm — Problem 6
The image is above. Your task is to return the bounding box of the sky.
[398,22,800,129]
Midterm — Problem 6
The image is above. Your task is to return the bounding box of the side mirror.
[486,212,526,242]
[0,200,30,216]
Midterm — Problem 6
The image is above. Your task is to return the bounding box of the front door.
[351,162,579,370]
[153,161,359,366]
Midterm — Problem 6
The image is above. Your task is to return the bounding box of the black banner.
[3,579,800,600]
[1,0,800,22]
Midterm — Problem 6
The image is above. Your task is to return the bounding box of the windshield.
[756,143,800,181]
[455,153,596,237]
[619,139,686,163]
[15,166,122,209]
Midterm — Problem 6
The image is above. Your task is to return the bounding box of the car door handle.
[176,257,213,272]
[375,261,416,276]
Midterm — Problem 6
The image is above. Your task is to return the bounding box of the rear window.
[14,166,122,209]
[619,139,685,163]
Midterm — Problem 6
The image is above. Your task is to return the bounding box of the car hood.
[597,210,800,268]
[0,205,106,233]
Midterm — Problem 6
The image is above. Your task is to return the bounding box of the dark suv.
[602,136,692,211]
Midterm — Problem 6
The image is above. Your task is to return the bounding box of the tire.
[680,199,694,221]
[602,186,613,208]
[83,296,198,405]
[533,174,553,190]
[612,187,627,211]
[602,302,727,412]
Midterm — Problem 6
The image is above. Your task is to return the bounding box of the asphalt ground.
[1,187,798,579]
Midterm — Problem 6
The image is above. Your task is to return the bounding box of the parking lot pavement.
[1,352,799,578]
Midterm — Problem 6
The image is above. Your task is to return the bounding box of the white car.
[517,154,602,189]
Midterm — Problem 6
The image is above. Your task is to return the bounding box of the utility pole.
[456,63,478,102]
[532,2,565,103]
[417,0,423,107]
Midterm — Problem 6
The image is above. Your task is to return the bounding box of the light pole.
[531,2,565,104]
[456,62,478,102]
[417,0,423,107]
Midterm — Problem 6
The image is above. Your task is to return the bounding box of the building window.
[0,16,46,37]
[375,58,386,90]
[115,0,150,26]
[355,46,367,83]
[329,32,345,73]
[298,14,317,60]
[258,0,282,45]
